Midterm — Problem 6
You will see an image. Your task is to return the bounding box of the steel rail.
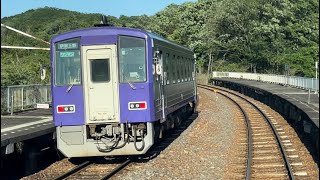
[100,159,131,180]
[54,160,92,180]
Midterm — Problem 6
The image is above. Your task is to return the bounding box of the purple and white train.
[51,25,197,157]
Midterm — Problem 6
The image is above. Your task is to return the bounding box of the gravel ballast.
[113,88,240,179]
[21,87,318,179]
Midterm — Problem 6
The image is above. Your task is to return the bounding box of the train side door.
[82,45,119,123]
[154,50,166,123]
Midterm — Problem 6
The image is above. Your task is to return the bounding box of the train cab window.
[54,38,81,86]
[90,59,110,82]
[119,36,146,83]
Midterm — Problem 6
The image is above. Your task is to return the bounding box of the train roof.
[51,26,193,53]
[145,31,192,53]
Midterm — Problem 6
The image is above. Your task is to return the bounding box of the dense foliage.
[1,0,319,86]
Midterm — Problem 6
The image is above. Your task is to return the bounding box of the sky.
[1,0,197,18]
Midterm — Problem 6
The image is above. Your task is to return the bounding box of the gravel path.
[113,88,240,180]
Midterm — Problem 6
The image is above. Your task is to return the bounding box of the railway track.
[53,158,131,180]
[198,84,309,179]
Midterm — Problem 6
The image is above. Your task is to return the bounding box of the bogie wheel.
[186,104,192,116]
[174,113,182,127]
[154,123,161,143]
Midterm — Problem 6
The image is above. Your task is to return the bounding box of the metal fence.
[1,84,51,115]
[212,72,319,92]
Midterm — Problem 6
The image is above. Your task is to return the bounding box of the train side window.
[90,59,110,82]
[191,59,193,80]
[176,56,181,83]
[166,53,170,84]
[191,58,193,80]
[184,58,186,82]
[188,58,191,81]
[191,59,193,81]
[181,57,184,82]
[187,58,190,81]
[173,55,176,84]
[180,57,183,82]
[180,56,183,83]
[184,57,187,81]
[182,57,186,82]
[181,57,186,82]
[185,58,187,81]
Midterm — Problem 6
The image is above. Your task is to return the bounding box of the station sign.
[37,103,50,109]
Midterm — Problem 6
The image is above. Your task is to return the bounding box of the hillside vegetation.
[1,0,319,86]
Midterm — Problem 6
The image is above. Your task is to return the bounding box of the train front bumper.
[56,123,154,157]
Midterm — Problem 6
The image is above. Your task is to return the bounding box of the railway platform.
[211,77,319,154]
[1,108,54,155]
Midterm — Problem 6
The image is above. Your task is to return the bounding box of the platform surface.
[1,109,54,147]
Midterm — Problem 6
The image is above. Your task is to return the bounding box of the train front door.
[82,45,119,123]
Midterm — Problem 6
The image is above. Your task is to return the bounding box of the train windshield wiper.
[124,75,136,90]
[66,83,74,93]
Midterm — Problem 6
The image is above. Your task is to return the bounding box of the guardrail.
[212,72,319,92]
[1,84,51,115]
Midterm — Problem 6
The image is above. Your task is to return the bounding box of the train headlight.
[128,101,147,110]
[57,105,75,113]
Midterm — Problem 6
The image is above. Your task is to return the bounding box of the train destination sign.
[58,43,78,50]
[60,51,75,58]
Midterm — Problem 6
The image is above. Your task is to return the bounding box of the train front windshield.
[119,36,146,83]
[54,38,81,86]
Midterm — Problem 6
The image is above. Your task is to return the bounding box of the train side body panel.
[151,38,196,121]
